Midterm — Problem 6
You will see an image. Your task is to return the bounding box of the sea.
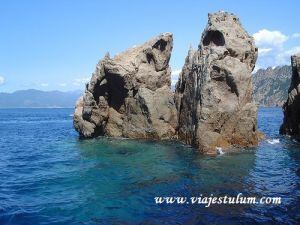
[0,107,299,224]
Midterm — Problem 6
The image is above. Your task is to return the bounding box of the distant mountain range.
[0,89,82,108]
[252,65,292,107]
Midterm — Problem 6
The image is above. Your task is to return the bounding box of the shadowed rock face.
[175,12,260,154]
[280,54,300,141]
[74,33,178,139]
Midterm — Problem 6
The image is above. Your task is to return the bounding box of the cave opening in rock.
[106,73,128,111]
[203,30,225,46]
[153,39,167,51]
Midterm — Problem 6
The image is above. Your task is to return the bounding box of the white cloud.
[275,46,300,65]
[73,77,89,86]
[40,83,49,87]
[171,69,181,86]
[0,76,4,85]
[59,83,67,87]
[253,29,288,47]
[292,33,300,39]
[284,46,300,56]
[258,48,272,56]
[253,29,300,68]
[172,69,181,76]
[268,46,300,67]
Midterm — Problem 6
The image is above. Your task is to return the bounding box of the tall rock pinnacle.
[175,11,260,154]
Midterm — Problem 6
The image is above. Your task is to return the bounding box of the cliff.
[253,66,292,107]
[280,54,300,141]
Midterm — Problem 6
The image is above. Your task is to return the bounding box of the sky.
[0,0,300,92]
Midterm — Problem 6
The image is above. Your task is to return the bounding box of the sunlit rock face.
[175,11,260,154]
[280,54,300,141]
[74,11,261,155]
[74,33,178,139]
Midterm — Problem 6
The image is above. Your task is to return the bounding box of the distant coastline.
[0,89,82,108]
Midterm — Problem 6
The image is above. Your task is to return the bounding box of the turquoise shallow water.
[0,107,299,224]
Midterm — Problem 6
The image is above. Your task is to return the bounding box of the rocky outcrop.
[175,11,260,154]
[253,66,292,107]
[74,12,262,155]
[74,33,178,139]
[280,54,300,140]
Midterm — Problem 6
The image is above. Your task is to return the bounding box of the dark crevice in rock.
[227,48,239,58]
[153,39,167,51]
[82,106,92,120]
[106,73,128,111]
[93,123,106,137]
[225,75,239,96]
[203,30,225,46]
[211,65,225,81]
[139,99,152,124]
[146,53,155,66]
[211,65,239,96]
[94,82,108,105]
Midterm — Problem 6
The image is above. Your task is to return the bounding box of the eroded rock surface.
[280,54,300,140]
[74,33,178,139]
[74,12,261,154]
[175,11,260,154]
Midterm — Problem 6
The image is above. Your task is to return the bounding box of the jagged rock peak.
[73,33,178,139]
[175,11,261,155]
[280,54,300,140]
[200,11,257,70]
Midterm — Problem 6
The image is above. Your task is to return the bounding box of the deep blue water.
[0,108,299,224]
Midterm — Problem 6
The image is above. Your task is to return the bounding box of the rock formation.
[175,11,260,154]
[74,11,262,155]
[74,33,178,139]
[280,54,300,140]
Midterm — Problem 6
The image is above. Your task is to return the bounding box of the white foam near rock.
[267,139,280,144]
[216,147,225,155]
